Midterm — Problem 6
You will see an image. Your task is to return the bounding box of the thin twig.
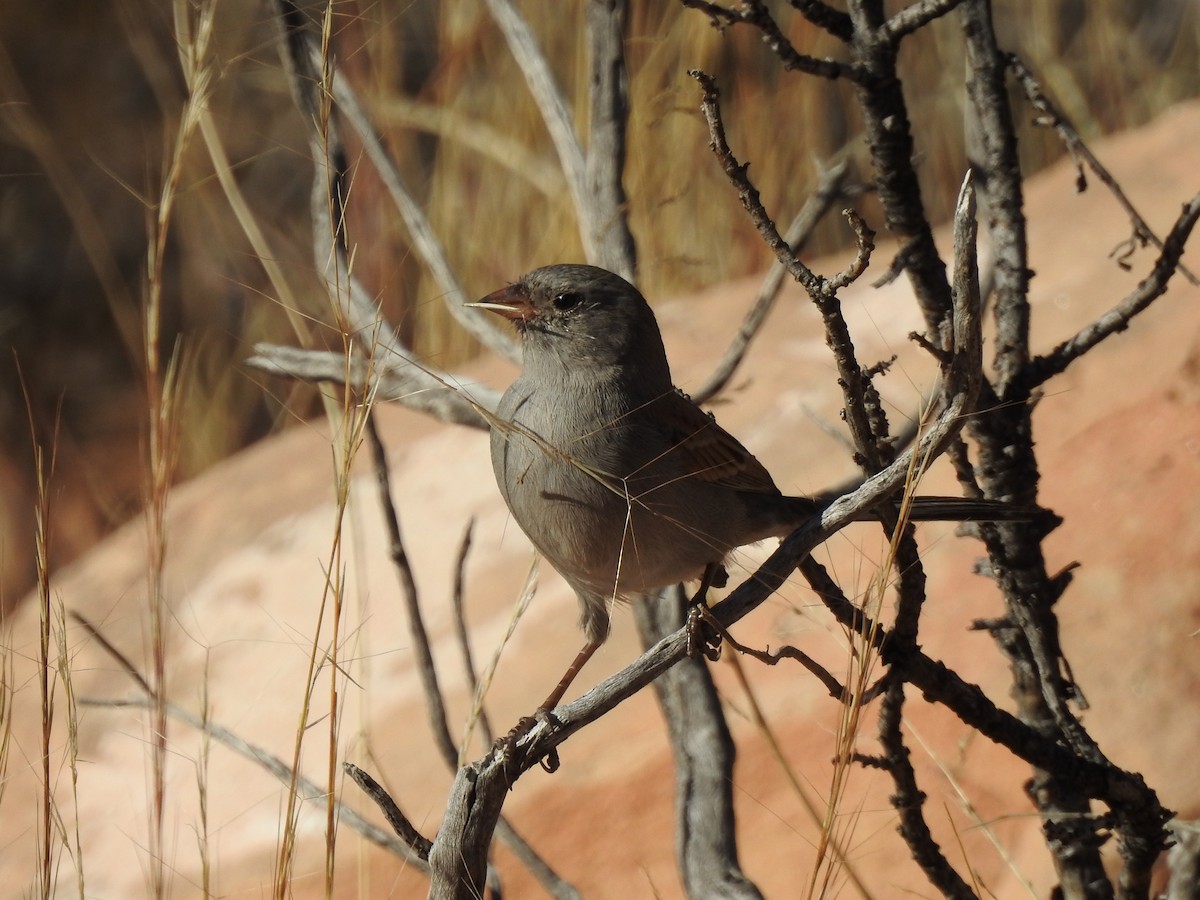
[365,413,459,765]
[691,159,850,404]
[344,763,434,860]
[681,0,853,77]
[703,609,848,700]
[691,69,824,295]
[246,344,495,429]
[1009,54,1198,286]
[450,520,495,745]
[1022,193,1200,389]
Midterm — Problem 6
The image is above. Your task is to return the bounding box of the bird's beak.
[465,285,534,322]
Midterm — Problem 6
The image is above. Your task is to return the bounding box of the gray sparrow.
[473,264,1021,707]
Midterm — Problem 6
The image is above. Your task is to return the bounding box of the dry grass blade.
[724,652,874,899]
[907,722,1039,899]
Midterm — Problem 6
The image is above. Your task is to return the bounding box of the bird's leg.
[540,639,601,710]
[685,562,727,661]
[499,639,601,774]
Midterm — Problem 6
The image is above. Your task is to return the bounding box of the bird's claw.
[685,602,723,661]
[498,708,561,773]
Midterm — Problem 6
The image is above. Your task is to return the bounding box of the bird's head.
[469,264,672,383]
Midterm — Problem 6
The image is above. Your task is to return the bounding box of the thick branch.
[633,594,764,899]
[846,0,954,335]
[962,0,1031,392]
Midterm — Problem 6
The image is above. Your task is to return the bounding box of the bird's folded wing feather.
[660,392,781,495]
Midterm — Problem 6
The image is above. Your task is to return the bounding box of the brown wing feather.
[660,392,781,495]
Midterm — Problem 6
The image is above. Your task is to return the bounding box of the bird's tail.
[900,496,1041,522]
[800,491,1044,524]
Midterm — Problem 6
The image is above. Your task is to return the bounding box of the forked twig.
[699,606,849,700]
[1023,194,1200,389]
[1009,54,1198,286]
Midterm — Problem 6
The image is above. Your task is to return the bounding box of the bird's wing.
[658,391,782,495]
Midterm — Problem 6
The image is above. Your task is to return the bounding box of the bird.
[471,264,1024,709]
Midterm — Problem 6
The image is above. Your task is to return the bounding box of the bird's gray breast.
[489,376,736,595]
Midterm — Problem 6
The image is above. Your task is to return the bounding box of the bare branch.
[872,183,984,887]
[878,682,978,898]
[584,0,637,276]
[321,55,519,361]
[1009,55,1198,287]
[343,763,433,861]
[678,0,740,29]
[366,414,460,767]
[884,0,969,42]
[691,160,850,404]
[693,67,895,470]
[708,613,849,701]
[846,0,955,335]
[1023,193,1200,388]
[632,594,765,899]
[1167,822,1200,900]
[681,1,853,79]
[245,344,494,430]
[826,207,875,291]
[691,69,824,296]
[449,520,495,745]
[481,0,593,257]
[962,0,1031,391]
[273,1,517,362]
[788,0,854,40]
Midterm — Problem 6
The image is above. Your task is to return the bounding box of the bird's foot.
[685,563,727,661]
[685,604,723,661]
[498,708,561,773]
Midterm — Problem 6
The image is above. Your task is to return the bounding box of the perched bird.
[472,264,1020,708]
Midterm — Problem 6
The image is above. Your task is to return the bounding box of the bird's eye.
[552,292,581,311]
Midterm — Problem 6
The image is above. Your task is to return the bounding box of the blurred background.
[1,0,1196,607]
